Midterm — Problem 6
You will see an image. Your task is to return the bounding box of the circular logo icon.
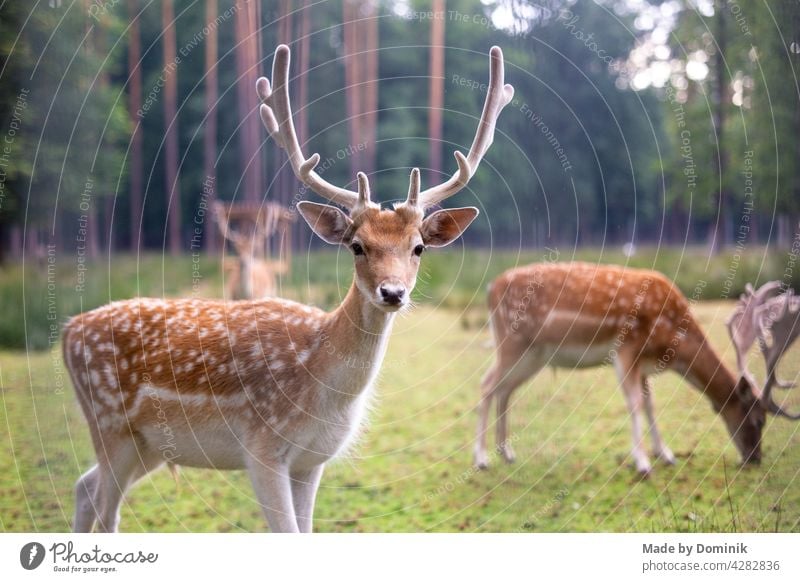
[20,542,46,570]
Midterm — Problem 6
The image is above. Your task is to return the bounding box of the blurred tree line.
[0,0,798,261]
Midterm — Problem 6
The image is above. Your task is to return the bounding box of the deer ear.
[297,201,353,245]
[420,207,479,248]
[735,374,757,402]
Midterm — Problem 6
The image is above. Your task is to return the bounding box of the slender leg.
[642,379,675,465]
[73,465,100,532]
[94,438,148,533]
[614,357,652,475]
[246,458,299,533]
[474,365,498,469]
[291,465,324,533]
[495,388,516,463]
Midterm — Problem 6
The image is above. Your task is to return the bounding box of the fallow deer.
[64,44,514,532]
[475,262,798,475]
[215,203,288,299]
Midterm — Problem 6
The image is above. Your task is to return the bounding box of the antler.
[405,46,515,210]
[726,280,784,385]
[755,290,800,419]
[256,44,373,213]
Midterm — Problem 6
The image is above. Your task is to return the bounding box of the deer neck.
[681,336,740,411]
[318,278,396,399]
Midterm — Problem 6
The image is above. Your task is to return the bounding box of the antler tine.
[257,44,370,212]
[411,46,515,210]
[752,280,783,303]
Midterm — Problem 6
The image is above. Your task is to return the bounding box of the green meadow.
[0,250,798,532]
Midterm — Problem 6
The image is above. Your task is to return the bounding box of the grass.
[1,300,798,532]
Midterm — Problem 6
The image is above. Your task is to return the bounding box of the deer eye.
[351,242,365,256]
[413,244,425,257]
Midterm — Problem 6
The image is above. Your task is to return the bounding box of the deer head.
[256,44,514,312]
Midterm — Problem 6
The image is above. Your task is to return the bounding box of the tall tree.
[708,0,728,254]
[127,0,144,251]
[203,0,219,253]
[163,0,181,254]
[235,0,263,203]
[343,0,378,180]
[428,0,445,178]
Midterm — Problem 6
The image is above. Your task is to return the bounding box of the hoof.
[657,449,676,466]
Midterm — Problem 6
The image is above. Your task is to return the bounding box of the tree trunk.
[343,0,363,180]
[708,0,727,255]
[163,0,181,255]
[363,1,378,178]
[203,0,218,253]
[272,0,293,206]
[234,0,263,203]
[128,0,144,251]
[428,0,445,179]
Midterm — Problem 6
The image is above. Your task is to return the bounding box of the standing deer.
[64,45,514,532]
[475,262,798,475]
[214,203,288,299]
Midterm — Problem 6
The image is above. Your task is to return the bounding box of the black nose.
[379,284,405,305]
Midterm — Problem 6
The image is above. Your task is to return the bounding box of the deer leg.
[73,464,100,532]
[474,364,498,469]
[642,379,675,465]
[246,458,299,533]
[495,388,517,463]
[290,464,324,533]
[94,438,151,533]
[614,358,652,475]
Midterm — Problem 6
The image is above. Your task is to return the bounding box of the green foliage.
[0,2,129,231]
[659,0,800,239]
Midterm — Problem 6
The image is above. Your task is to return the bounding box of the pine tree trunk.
[234,0,263,203]
[128,0,144,251]
[203,0,218,253]
[363,2,378,178]
[428,0,445,179]
[708,0,727,255]
[163,0,181,255]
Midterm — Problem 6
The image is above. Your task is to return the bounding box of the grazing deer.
[64,44,513,532]
[475,262,799,475]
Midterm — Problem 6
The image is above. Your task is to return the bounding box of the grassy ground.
[1,301,798,532]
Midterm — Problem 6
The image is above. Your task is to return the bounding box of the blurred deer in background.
[475,263,799,476]
[64,45,513,532]
[214,202,288,300]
